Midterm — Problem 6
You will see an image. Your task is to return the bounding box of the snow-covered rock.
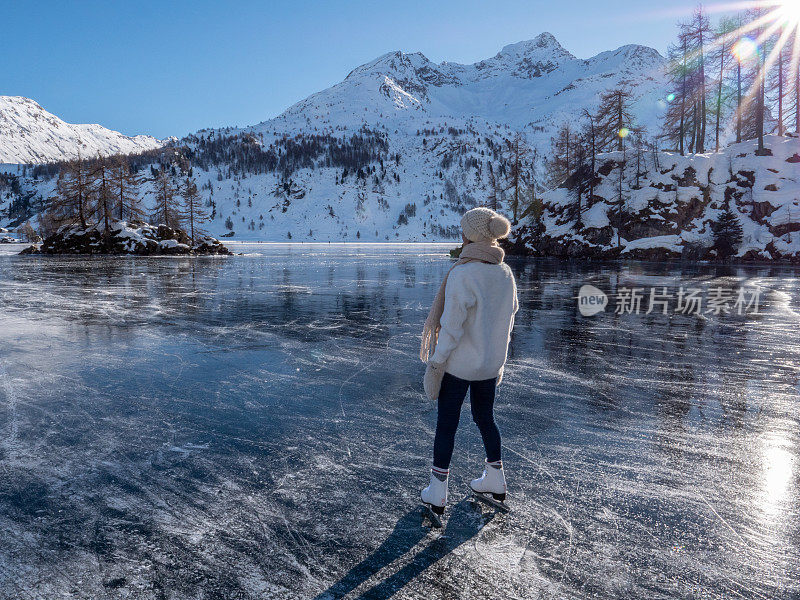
[510,135,800,261]
[21,220,231,256]
[0,96,162,164]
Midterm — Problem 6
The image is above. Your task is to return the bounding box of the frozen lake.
[0,243,798,599]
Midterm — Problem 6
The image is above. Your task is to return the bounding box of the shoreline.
[4,241,800,267]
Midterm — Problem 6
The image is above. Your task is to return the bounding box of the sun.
[777,0,800,25]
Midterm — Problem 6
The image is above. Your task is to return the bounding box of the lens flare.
[618,128,630,139]
[733,37,758,62]
[667,93,676,102]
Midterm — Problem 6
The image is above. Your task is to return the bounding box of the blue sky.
[2,0,710,138]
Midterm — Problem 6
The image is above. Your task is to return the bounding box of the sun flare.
[732,37,758,61]
[777,0,800,25]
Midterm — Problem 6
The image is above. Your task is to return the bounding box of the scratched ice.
[0,243,798,599]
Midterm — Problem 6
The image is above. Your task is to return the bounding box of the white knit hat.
[460,207,511,243]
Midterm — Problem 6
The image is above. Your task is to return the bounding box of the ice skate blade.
[471,491,510,513]
[421,503,443,528]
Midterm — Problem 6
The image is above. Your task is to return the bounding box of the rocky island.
[20,220,232,256]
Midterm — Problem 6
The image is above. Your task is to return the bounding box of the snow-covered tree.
[712,204,744,258]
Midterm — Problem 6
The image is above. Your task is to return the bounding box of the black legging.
[432,372,501,470]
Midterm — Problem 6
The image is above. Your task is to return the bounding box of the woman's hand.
[424,361,446,401]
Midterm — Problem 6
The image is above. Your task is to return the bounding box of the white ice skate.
[420,467,448,528]
[469,460,509,512]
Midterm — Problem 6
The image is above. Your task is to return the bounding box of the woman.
[419,207,519,517]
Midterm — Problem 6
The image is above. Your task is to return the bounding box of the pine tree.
[738,54,763,141]
[712,203,744,258]
[570,141,590,229]
[93,158,116,236]
[794,52,800,134]
[748,6,770,154]
[711,17,738,151]
[547,122,574,186]
[631,129,648,189]
[48,158,95,228]
[180,177,209,245]
[525,148,542,216]
[767,17,793,137]
[688,7,711,153]
[16,221,37,243]
[522,187,545,243]
[735,17,745,143]
[581,109,598,203]
[685,57,706,153]
[503,133,531,224]
[110,156,144,222]
[663,10,715,154]
[596,88,635,152]
[615,146,628,249]
[663,27,692,154]
[486,165,504,212]
[150,168,182,229]
[773,47,786,137]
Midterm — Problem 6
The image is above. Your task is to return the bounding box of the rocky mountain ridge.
[0,96,162,164]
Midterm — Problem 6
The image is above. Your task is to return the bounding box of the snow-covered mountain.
[162,33,668,241]
[3,33,675,242]
[253,32,666,139]
[0,96,162,164]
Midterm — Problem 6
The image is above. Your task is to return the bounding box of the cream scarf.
[420,241,505,362]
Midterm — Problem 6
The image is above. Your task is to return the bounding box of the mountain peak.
[587,43,666,71]
[345,50,434,81]
[611,44,664,61]
[496,32,574,61]
[344,32,576,84]
[2,96,43,109]
[476,33,574,79]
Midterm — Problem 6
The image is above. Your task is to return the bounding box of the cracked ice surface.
[0,243,798,599]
